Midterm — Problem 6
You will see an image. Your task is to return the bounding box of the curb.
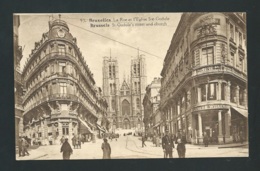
[218,144,248,149]
[31,154,48,160]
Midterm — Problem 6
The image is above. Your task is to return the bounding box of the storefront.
[230,106,248,142]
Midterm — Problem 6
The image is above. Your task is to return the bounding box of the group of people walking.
[162,129,187,158]
[60,135,111,160]
[18,136,30,157]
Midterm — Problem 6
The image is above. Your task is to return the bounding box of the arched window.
[113,66,116,78]
[111,98,116,111]
[122,99,130,115]
[136,98,140,109]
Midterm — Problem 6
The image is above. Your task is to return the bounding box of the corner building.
[14,15,24,147]
[102,56,146,130]
[160,13,247,144]
[22,19,108,145]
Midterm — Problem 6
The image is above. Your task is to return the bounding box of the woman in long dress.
[60,138,73,160]
[101,138,111,159]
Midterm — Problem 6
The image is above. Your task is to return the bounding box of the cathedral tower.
[102,57,120,130]
[130,55,147,129]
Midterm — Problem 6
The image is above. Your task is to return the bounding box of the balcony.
[24,52,94,87]
[192,64,246,81]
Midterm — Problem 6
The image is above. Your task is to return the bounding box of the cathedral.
[102,55,147,131]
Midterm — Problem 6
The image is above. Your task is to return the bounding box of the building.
[14,15,24,147]
[160,13,247,144]
[102,56,147,131]
[21,18,108,145]
[143,77,161,135]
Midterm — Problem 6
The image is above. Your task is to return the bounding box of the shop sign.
[194,104,229,112]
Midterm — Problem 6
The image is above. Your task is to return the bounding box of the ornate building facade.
[143,77,161,135]
[21,18,108,145]
[14,15,24,146]
[102,56,146,130]
[160,13,247,144]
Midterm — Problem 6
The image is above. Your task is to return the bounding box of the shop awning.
[231,106,248,118]
[96,124,106,133]
[78,117,94,134]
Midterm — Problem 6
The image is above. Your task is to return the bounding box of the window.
[58,44,65,55]
[231,85,237,103]
[111,98,116,111]
[201,84,207,102]
[134,64,136,74]
[59,83,67,94]
[239,32,242,46]
[109,65,112,78]
[137,63,140,76]
[59,62,66,73]
[62,126,69,135]
[201,47,214,66]
[136,98,140,109]
[208,83,216,100]
[239,88,244,105]
[113,66,116,78]
[221,83,226,100]
[230,24,234,40]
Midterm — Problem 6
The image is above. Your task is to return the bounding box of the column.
[198,113,203,144]
[236,85,240,105]
[225,110,231,143]
[170,106,173,134]
[197,87,201,102]
[226,81,231,102]
[19,117,24,137]
[218,110,223,144]
[218,81,222,100]
[205,84,208,101]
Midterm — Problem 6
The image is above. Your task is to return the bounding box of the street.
[18,135,248,160]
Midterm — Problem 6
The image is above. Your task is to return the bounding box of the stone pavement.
[16,146,47,160]
[18,135,248,160]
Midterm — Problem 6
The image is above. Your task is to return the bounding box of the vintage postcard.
[14,13,248,160]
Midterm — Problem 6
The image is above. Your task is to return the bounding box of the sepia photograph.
[14,13,248,160]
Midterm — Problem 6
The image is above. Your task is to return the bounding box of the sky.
[17,13,182,88]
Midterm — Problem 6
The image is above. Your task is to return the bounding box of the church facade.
[102,56,147,131]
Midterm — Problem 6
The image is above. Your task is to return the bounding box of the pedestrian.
[239,131,244,144]
[101,138,111,159]
[60,136,65,145]
[60,138,73,160]
[176,130,186,158]
[22,138,30,156]
[203,132,209,147]
[77,135,81,149]
[142,134,146,147]
[18,137,24,157]
[162,129,174,158]
[72,135,76,149]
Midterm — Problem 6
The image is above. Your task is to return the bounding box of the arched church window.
[136,98,140,109]
[122,99,130,115]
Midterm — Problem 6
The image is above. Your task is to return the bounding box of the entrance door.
[123,119,130,129]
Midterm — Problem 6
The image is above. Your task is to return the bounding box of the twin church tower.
[102,55,147,131]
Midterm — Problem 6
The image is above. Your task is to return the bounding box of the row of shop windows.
[163,82,246,118]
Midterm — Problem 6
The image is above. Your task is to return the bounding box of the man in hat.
[162,129,174,158]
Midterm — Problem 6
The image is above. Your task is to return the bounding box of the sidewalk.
[16,146,48,160]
